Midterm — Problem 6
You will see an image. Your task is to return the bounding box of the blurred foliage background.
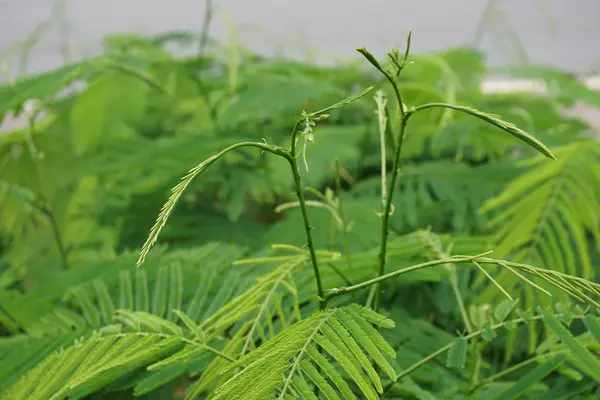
[1,1,600,399]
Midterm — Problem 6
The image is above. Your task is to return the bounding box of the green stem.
[199,343,235,363]
[479,350,562,386]
[450,270,473,333]
[289,124,325,310]
[326,253,491,300]
[384,313,585,394]
[26,110,69,270]
[43,206,69,270]
[412,102,459,113]
[374,86,408,313]
[469,339,483,390]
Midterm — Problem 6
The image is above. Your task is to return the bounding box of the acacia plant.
[2,31,600,400]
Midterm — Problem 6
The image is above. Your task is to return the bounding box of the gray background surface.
[1,0,599,132]
[1,0,599,77]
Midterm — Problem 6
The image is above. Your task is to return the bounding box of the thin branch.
[358,32,412,312]
[287,155,325,309]
[385,313,586,393]
[326,252,493,300]
[289,120,325,309]
[26,107,69,269]
[450,272,473,333]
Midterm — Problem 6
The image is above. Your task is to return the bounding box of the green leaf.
[583,315,600,343]
[0,62,84,116]
[446,337,467,369]
[173,310,206,343]
[70,70,147,154]
[469,305,487,329]
[356,47,385,74]
[494,354,565,400]
[543,314,600,382]
[481,325,497,342]
[308,86,373,117]
[412,103,556,159]
[213,306,395,400]
[494,299,518,322]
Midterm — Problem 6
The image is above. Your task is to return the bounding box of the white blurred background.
[1,0,599,129]
[1,0,599,75]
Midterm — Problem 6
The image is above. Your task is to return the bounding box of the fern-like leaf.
[136,141,285,267]
[212,304,396,400]
[3,331,184,400]
[477,140,600,336]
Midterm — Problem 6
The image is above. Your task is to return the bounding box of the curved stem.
[326,252,493,300]
[411,102,466,115]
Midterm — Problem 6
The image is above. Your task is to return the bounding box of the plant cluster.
[1,24,600,400]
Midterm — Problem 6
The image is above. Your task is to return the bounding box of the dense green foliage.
[1,28,600,399]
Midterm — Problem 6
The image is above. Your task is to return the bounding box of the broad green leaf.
[447,337,467,369]
[70,70,147,154]
[494,299,518,322]
[482,325,497,342]
[469,304,487,329]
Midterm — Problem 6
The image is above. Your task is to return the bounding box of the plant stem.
[450,270,473,333]
[202,343,235,362]
[370,49,410,312]
[374,98,407,312]
[43,206,69,270]
[326,253,491,300]
[479,350,562,386]
[289,124,325,310]
[27,110,69,270]
[469,339,482,390]
[383,313,585,394]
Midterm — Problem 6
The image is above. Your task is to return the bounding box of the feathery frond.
[477,141,600,307]
[136,141,286,267]
[212,304,396,400]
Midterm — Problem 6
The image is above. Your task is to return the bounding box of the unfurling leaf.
[412,103,556,160]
